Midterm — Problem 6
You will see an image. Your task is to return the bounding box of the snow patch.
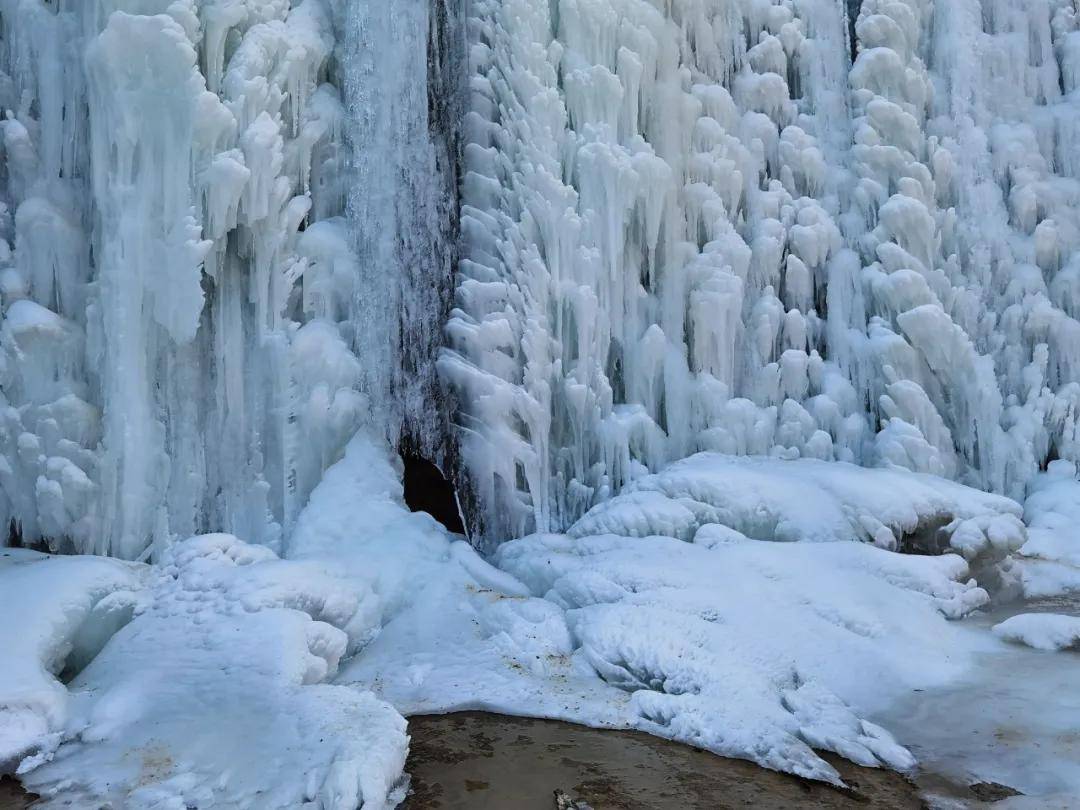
[993,613,1080,652]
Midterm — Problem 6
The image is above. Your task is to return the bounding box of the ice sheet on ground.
[1,438,1050,800]
[876,599,1080,804]
[335,442,1015,785]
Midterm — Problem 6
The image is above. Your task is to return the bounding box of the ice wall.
[4,0,1080,555]
[0,0,460,558]
[443,0,1080,542]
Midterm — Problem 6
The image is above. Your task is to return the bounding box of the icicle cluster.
[0,0,456,558]
[444,0,1080,542]
[5,0,1080,554]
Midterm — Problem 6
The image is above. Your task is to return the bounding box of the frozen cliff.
[443,0,1080,541]
[0,0,460,558]
[3,0,1080,556]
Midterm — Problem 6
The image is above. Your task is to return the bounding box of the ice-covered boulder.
[993,613,1080,652]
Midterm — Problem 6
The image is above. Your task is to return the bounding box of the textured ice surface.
[565,452,1024,559]
[993,613,1080,651]
[333,441,1018,786]
[443,0,1080,542]
[3,0,1080,806]
[0,437,1063,802]
[0,549,143,770]
[14,533,408,810]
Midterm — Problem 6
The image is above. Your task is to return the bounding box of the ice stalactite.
[444,0,1080,543]
[4,0,1080,555]
[0,0,460,558]
[445,0,865,542]
[850,0,1080,499]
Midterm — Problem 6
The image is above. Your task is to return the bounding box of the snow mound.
[0,549,143,771]
[492,530,991,784]
[19,534,407,810]
[569,454,1024,559]
[993,614,1080,652]
[331,446,1009,785]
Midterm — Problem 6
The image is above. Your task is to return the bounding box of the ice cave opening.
[400,445,466,536]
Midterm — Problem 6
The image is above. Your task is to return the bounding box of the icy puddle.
[401,712,924,809]
[876,598,1080,808]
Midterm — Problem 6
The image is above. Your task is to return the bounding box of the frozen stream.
[877,597,1080,808]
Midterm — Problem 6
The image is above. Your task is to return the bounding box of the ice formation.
[289,432,997,786]
[1,535,409,809]
[4,0,1080,561]
[443,0,1080,541]
[4,0,1080,807]
[0,0,459,558]
[0,547,143,770]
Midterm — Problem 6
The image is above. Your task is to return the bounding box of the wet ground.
[0,777,34,810]
[878,597,1080,807]
[401,712,928,809]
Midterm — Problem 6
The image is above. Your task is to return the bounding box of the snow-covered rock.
[993,613,1080,652]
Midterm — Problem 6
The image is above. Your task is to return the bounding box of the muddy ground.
[402,712,934,809]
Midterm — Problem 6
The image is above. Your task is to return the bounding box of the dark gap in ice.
[401,448,467,535]
[896,514,953,555]
[847,0,861,65]
[5,519,49,552]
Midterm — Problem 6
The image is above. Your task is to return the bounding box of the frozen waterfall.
[2,0,1080,554]
[442,0,1080,542]
[4,2,1080,807]
[0,0,460,558]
